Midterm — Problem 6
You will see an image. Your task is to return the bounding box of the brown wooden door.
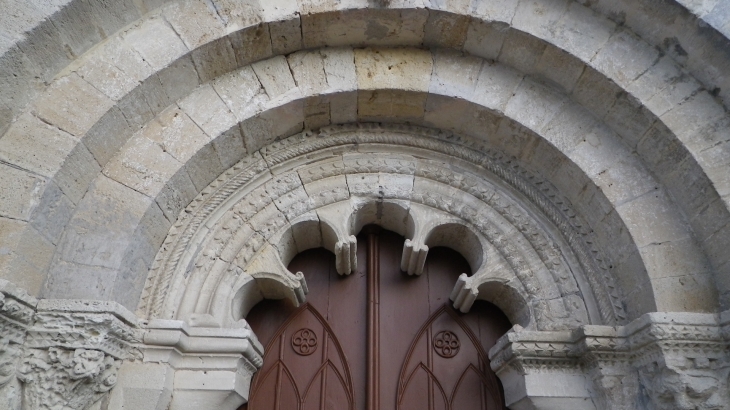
[242,228,511,410]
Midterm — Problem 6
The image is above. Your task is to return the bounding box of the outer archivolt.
[140,123,628,330]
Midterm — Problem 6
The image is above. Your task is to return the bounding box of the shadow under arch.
[241,228,514,410]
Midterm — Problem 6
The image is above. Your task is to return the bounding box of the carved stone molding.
[490,312,730,410]
[141,124,626,336]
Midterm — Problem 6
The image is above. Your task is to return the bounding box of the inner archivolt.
[140,123,630,331]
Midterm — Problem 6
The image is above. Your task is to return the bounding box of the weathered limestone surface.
[2,0,730,409]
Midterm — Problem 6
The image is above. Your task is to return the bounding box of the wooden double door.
[242,228,510,410]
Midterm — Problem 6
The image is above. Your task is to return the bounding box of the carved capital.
[490,312,730,410]
[638,363,730,410]
[0,293,140,410]
[17,347,120,410]
[628,313,730,410]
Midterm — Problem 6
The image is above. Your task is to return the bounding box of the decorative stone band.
[490,311,730,410]
[0,280,141,410]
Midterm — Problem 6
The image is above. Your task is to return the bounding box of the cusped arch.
[136,123,633,332]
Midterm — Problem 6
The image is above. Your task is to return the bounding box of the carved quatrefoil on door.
[291,328,318,356]
[433,330,460,358]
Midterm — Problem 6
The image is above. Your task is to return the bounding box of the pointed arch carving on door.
[398,305,504,410]
[247,303,355,410]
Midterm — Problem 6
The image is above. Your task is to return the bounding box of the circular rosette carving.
[433,331,460,358]
[291,328,318,356]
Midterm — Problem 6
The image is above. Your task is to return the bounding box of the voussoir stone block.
[464,19,509,61]
[76,36,154,102]
[591,28,660,87]
[0,163,46,221]
[103,132,183,198]
[471,0,519,22]
[355,48,433,92]
[288,51,328,95]
[251,55,299,101]
[551,2,614,62]
[0,113,76,177]
[123,16,189,71]
[32,72,113,137]
[163,0,227,50]
[321,47,357,92]
[178,85,237,139]
[54,175,153,271]
[213,66,268,122]
[429,49,482,99]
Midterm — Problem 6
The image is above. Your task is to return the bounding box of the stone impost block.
[0,289,142,410]
[140,319,265,410]
[489,310,730,410]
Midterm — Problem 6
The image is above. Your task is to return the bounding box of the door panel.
[242,229,510,410]
[397,306,503,410]
[247,303,355,410]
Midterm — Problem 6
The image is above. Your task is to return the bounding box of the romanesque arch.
[1,1,730,409]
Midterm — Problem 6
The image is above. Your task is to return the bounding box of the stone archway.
[127,123,619,409]
[2,1,730,410]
